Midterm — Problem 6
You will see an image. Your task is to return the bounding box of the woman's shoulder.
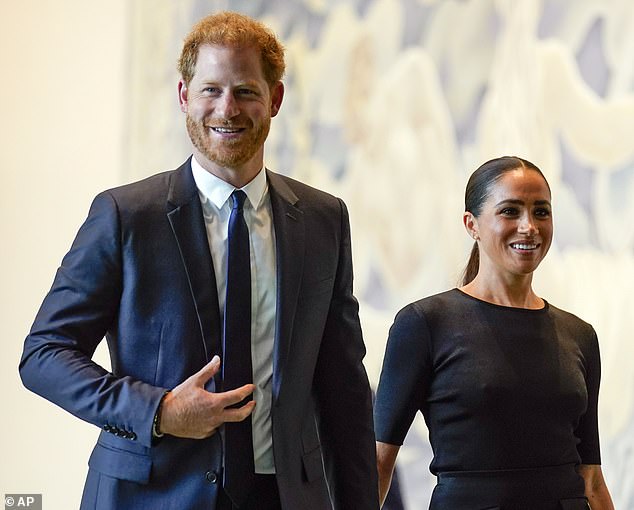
[408,288,468,311]
[547,301,594,329]
[395,289,465,323]
[546,302,597,341]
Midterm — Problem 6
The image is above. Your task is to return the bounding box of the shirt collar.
[191,155,268,210]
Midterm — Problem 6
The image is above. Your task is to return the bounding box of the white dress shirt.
[191,156,277,473]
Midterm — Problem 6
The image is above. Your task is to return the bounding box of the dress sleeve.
[374,303,432,445]
[575,326,602,465]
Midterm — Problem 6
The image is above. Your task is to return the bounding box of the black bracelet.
[153,391,170,438]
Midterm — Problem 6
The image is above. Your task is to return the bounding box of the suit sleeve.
[313,198,379,509]
[19,191,166,448]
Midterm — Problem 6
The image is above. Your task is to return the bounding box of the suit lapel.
[167,159,221,363]
[267,170,305,403]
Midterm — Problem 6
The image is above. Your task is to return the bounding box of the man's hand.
[159,355,255,439]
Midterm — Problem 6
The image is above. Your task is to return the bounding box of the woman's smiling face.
[467,168,553,279]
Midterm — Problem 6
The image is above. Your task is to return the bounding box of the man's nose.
[216,93,240,119]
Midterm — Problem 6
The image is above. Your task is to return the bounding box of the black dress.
[374,289,601,510]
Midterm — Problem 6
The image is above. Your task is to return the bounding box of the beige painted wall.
[0,1,127,507]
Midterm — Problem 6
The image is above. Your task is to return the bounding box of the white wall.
[0,2,127,507]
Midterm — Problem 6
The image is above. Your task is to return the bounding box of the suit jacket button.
[103,424,111,432]
[129,432,137,440]
[205,471,217,483]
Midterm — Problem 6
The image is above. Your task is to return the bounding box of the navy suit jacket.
[20,159,378,510]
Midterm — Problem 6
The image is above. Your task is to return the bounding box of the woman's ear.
[463,211,479,241]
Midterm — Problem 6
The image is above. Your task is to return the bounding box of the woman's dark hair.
[461,156,550,285]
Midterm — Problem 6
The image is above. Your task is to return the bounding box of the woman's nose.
[518,213,538,235]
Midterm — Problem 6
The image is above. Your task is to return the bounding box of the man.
[19,11,378,510]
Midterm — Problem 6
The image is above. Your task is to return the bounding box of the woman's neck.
[459,272,544,309]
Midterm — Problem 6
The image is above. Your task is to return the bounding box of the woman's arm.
[577,464,614,510]
[376,441,400,507]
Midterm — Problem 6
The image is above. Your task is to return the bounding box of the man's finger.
[216,383,256,407]
[192,355,221,386]
[222,400,256,422]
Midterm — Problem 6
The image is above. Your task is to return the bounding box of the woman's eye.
[535,208,551,218]
[500,207,518,216]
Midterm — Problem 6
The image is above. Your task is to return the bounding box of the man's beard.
[186,114,270,168]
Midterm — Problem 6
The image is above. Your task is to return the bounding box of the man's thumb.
[193,355,221,386]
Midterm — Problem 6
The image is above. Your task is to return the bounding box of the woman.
[374,157,614,509]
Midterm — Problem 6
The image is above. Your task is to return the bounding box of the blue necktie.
[222,190,255,506]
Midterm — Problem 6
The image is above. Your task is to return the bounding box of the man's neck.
[193,150,264,188]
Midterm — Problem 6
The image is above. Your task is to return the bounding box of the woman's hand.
[578,464,615,510]
[376,441,400,507]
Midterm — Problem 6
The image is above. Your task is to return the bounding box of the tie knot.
[231,190,247,211]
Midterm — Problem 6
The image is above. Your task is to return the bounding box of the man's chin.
[200,149,256,169]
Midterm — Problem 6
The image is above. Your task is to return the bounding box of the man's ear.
[463,211,479,241]
[270,81,284,117]
[178,80,188,113]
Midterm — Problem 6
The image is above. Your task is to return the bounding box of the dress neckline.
[453,288,549,313]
